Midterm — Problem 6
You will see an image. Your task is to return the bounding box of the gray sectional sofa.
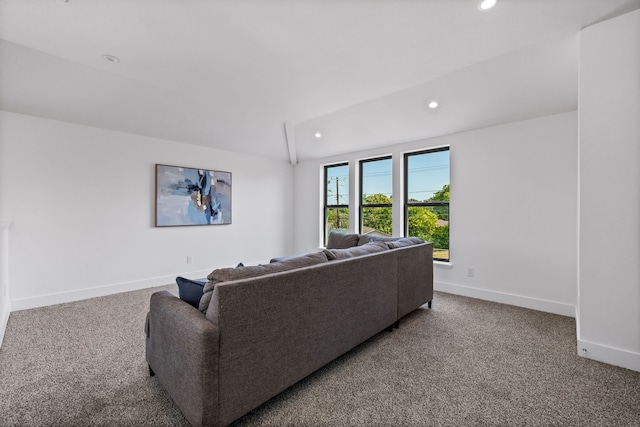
[145,234,433,427]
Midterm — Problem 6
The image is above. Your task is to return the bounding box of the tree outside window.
[360,157,393,237]
[405,148,450,261]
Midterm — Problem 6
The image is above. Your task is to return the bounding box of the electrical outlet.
[187,256,193,264]
[467,267,475,278]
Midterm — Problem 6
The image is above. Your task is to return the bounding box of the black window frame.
[404,147,450,262]
[323,162,349,246]
[359,155,393,236]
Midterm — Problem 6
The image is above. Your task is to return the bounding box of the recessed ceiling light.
[479,0,497,10]
[428,101,439,109]
[102,54,120,63]
[314,132,322,138]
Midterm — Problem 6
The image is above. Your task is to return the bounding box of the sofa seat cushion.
[199,251,329,313]
[323,241,388,260]
[326,231,360,249]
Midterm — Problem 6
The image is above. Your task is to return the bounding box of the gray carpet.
[1,286,639,427]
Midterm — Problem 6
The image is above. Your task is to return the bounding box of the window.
[405,147,450,261]
[324,163,349,245]
[360,156,393,237]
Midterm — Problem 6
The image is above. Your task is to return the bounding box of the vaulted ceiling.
[1,0,639,163]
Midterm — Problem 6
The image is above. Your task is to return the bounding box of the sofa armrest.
[145,291,220,427]
[396,242,434,319]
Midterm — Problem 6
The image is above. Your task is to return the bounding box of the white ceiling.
[1,0,639,163]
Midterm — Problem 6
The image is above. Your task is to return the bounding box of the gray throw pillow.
[407,237,425,244]
[327,231,360,249]
[323,241,388,260]
[357,234,400,246]
[386,238,423,249]
[269,254,300,263]
[198,288,214,312]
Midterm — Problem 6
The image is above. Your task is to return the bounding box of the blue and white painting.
[156,164,232,226]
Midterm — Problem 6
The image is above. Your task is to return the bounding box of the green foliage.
[329,187,450,255]
[430,184,449,221]
[407,207,438,240]
[432,224,449,250]
[407,206,449,252]
[431,184,450,202]
[408,184,450,252]
[363,193,392,205]
[326,208,349,231]
[362,194,392,235]
[362,207,393,235]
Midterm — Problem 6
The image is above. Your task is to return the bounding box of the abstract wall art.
[155,164,232,227]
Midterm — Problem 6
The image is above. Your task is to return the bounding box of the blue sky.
[326,164,349,205]
[406,150,449,201]
[327,151,449,204]
[361,158,393,198]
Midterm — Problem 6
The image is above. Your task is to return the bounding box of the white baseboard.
[435,281,576,318]
[0,298,11,349]
[577,339,640,372]
[9,269,213,312]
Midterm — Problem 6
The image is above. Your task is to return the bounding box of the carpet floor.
[1,286,639,426]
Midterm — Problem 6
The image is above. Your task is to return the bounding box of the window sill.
[434,260,453,269]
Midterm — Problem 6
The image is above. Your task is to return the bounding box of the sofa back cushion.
[214,248,398,426]
[326,231,360,249]
[206,251,327,287]
[323,241,388,260]
[200,251,329,314]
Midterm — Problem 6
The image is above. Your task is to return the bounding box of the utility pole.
[335,177,341,228]
[328,176,347,230]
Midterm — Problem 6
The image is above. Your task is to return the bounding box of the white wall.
[294,112,578,317]
[0,111,294,310]
[577,9,640,371]
[0,221,11,347]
